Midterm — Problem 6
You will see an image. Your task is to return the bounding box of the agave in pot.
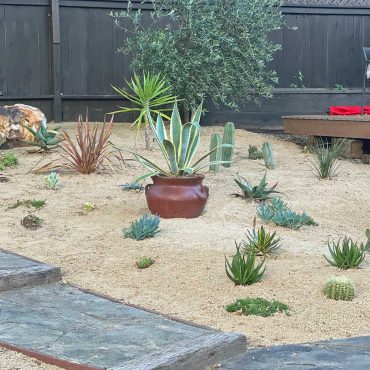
[126,102,232,218]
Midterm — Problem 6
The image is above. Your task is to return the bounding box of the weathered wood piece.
[283,115,370,139]
[0,250,61,291]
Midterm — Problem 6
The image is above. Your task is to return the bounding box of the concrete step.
[0,249,61,291]
[0,283,246,369]
[219,336,370,370]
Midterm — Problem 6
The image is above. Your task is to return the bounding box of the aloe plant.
[24,122,63,150]
[124,102,232,181]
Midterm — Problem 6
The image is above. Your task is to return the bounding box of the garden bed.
[1,123,370,365]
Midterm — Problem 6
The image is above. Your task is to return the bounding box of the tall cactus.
[262,142,276,170]
[209,133,222,172]
[323,276,355,301]
[222,122,235,167]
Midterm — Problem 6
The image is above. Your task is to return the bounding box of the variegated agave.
[131,102,232,181]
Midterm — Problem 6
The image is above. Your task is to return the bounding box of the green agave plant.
[128,102,232,182]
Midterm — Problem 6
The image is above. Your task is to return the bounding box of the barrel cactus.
[262,142,276,169]
[209,133,222,172]
[323,276,355,301]
[221,122,235,167]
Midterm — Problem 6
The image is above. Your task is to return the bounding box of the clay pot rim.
[152,174,205,180]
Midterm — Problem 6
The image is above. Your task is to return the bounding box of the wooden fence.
[1,0,370,129]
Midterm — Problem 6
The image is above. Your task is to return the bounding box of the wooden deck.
[283,115,370,139]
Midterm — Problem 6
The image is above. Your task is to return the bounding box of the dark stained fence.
[1,0,370,128]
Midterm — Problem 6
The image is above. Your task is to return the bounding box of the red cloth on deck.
[329,106,370,115]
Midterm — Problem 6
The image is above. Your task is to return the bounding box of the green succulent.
[323,276,355,301]
[234,173,280,201]
[225,244,265,286]
[120,102,232,181]
[123,214,160,241]
[136,257,155,269]
[82,203,95,212]
[325,237,367,269]
[45,172,60,190]
[226,298,290,317]
[0,152,18,171]
[261,142,276,169]
[24,123,63,150]
[8,199,46,210]
[120,182,144,191]
[248,145,263,160]
[240,226,280,256]
[257,198,317,230]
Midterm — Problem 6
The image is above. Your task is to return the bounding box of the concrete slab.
[0,249,61,291]
[0,283,246,369]
[220,336,370,370]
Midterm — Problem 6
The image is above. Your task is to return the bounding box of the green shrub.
[311,138,347,179]
[325,237,367,269]
[226,298,290,317]
[123,214,160,241]
[234,173,280,201]
[120,182,144,191]
[248,145,263,160]
[225,244,265,286]
[261,142,276,169]
[240,226,280,256]
[0,152,18,170]
[257,198,317,230]
[323,276,355,301]
[45,172,60,190]
[21,214,44,229]
[136,257,155,269]
[112,0,283,111]
[221,122,235,167]
[8,199,46,210]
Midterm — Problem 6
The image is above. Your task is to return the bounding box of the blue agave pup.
[129,102,232,218]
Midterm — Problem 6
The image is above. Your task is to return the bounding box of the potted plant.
[127,102,232,218]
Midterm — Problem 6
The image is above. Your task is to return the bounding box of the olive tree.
[111,0,283,111]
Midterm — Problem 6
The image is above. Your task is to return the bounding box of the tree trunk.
[144,126,153,150]
[184,109,191,123]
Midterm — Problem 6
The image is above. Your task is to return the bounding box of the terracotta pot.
[145,175,209,219]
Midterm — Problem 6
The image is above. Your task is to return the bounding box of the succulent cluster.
[8,199,46,210]
[120,182,144,192]
[323,276,355,301]
[136,257,155,269]
[325,237,368,269]
[257,198,317,230]
[123,214,160,241]
[226,298,290,317]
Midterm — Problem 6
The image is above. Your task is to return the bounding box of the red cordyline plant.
[33,114,115,174]
[60,115,114,174]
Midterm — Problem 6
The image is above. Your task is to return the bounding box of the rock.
[0,104,46,146]
[362,154,370,164]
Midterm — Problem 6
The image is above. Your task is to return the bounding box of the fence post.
[51,0,62,122]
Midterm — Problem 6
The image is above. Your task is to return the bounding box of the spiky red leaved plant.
[60,114,114,174]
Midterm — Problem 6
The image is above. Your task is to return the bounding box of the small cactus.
[248,145,263,160]
[221,122,235,167]
[365,229,370,250]
[209,133,222,172]
[323,276,355,301]
[262,142,276,169]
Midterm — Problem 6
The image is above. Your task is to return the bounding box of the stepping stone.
[220,336,370,369]
[0,283,246,369]
[0,249,61,291]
